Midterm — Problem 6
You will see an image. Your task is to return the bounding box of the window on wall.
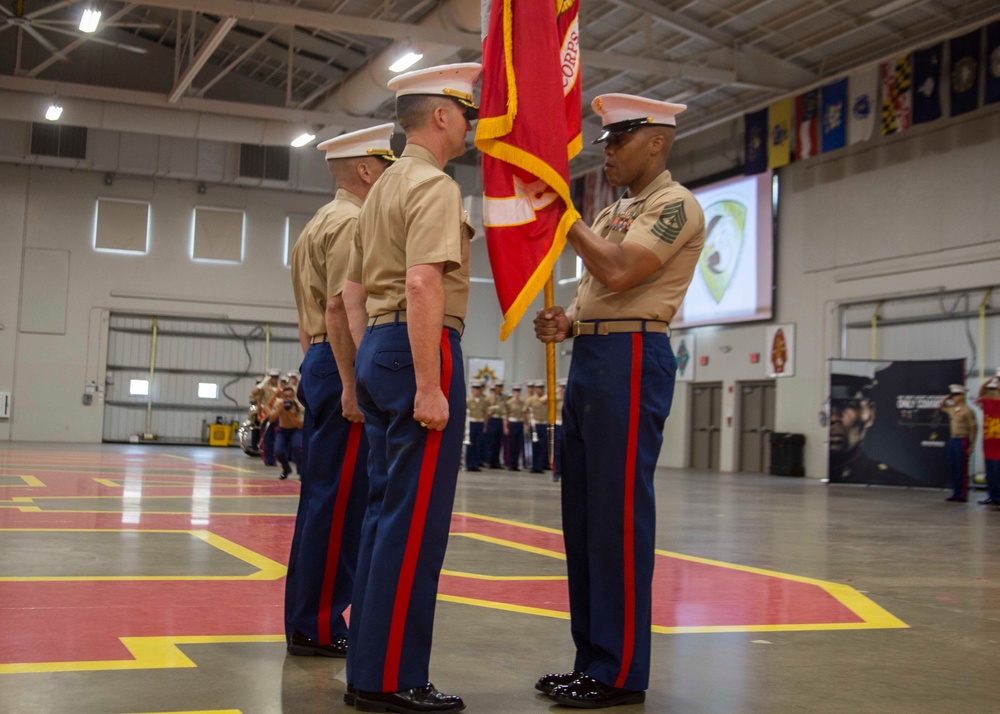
[129,379,149,396]
[192,207,245,263]
[197,383,219,399]
[285,214,312,267]
[94,198,151,254]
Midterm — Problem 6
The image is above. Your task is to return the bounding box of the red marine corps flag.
[475,0,582,340]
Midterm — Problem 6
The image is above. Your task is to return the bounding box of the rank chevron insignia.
[651,199,687,244]
[698,200,746,304]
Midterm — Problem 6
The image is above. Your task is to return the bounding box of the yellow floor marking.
[162,455,255,474]
[0,635,284,675]
[92,478,273,488]
[0,507,295,516]
[2,466,259,475]
[451,532,566,560]
[0,528,286,582]
[441,569,566,581]
[449,512,907,632]
[453,511,563,535]
[128,711,243,714]
[0,494,297,501]
[439,594,571,620]
[0,474,46,487]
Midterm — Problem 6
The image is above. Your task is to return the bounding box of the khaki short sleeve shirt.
[574,170,705,324]
[351,144,473,320]
[290,190,363,337]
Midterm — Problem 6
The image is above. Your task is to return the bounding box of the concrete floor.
[0,442,997,714]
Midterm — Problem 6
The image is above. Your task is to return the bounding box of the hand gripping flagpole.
[545,276,557,471]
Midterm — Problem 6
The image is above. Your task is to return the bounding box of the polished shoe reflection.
[547,675,645,709]
[354,683,465,712]
[535,669,584,694]
[287,629,347,658]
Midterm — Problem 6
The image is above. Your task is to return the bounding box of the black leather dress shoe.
[977,497,995,505]
[344,683,357,706]
[354,684,465,712]
[286,630,347,658]
[548,675,645,709]
[945,496,967,502]
[535,670,584,694]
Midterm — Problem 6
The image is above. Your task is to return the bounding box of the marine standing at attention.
[534,94,706,709]
[285,124,395,658]
[340,62,481,714]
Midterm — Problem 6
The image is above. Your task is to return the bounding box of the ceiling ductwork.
[324,0,481,120]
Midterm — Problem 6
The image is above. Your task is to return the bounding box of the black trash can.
[770,432,805,477]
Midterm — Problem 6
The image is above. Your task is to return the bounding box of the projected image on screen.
[674,171,774,328]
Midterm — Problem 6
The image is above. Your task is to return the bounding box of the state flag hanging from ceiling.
[985,21,1000,106]
[743,108,768,175]
[767,98,792,169]
[880,55,912,136]
[950,29,982,117]
[820,78,847,152]
[848,66,877,144]
[912,43,942,124]
[794,89,820,160]
[475,0,582,341]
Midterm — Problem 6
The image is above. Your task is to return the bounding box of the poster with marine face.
[828,359,964,488]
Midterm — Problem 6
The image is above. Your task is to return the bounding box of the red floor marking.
[0,464,893,671]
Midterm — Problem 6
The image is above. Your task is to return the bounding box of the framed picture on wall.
[467,358,505,388]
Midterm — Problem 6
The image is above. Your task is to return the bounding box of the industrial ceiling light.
[45,103,63,121]
[79,8,102,33]
[389,51,424,73]
[290,132,316,148]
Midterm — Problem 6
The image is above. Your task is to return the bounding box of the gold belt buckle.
[572,322,582,337]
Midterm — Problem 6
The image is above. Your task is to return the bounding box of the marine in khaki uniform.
[504,385,527,471]
[534,94,706,708]
[940,385,977,502]
[341,62,480,713]
[485,381,506,468]
[285,123,394,659]
[465,381,488,471]
[526,381,550,473]
[254,368,282,466]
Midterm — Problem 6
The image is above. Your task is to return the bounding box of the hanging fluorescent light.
[389,51,424,73]
[79,8,102,33]
[290,132,316,148]
[45,103,63,121]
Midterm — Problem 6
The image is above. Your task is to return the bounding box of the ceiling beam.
[613,0,817,88]
[0,73,374,131]
[131,0,750,87]
[131,0,483,51]
[169,16,237,103]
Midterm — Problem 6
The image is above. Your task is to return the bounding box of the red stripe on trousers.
[615,333,642,689]
[316,421,363,644]
[382,328,453,692]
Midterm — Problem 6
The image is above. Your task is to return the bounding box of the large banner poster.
[828,359,965,487]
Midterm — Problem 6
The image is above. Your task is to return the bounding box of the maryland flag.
[475,0,582,340]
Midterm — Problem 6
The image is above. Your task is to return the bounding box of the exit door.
[689,382,722,470]
[738,381,776,473]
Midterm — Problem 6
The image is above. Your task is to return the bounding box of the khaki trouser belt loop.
[310,334,329,344]
[368,310,465,336]
[571,319,670,337]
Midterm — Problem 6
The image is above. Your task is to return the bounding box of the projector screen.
[673,171,775,328]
